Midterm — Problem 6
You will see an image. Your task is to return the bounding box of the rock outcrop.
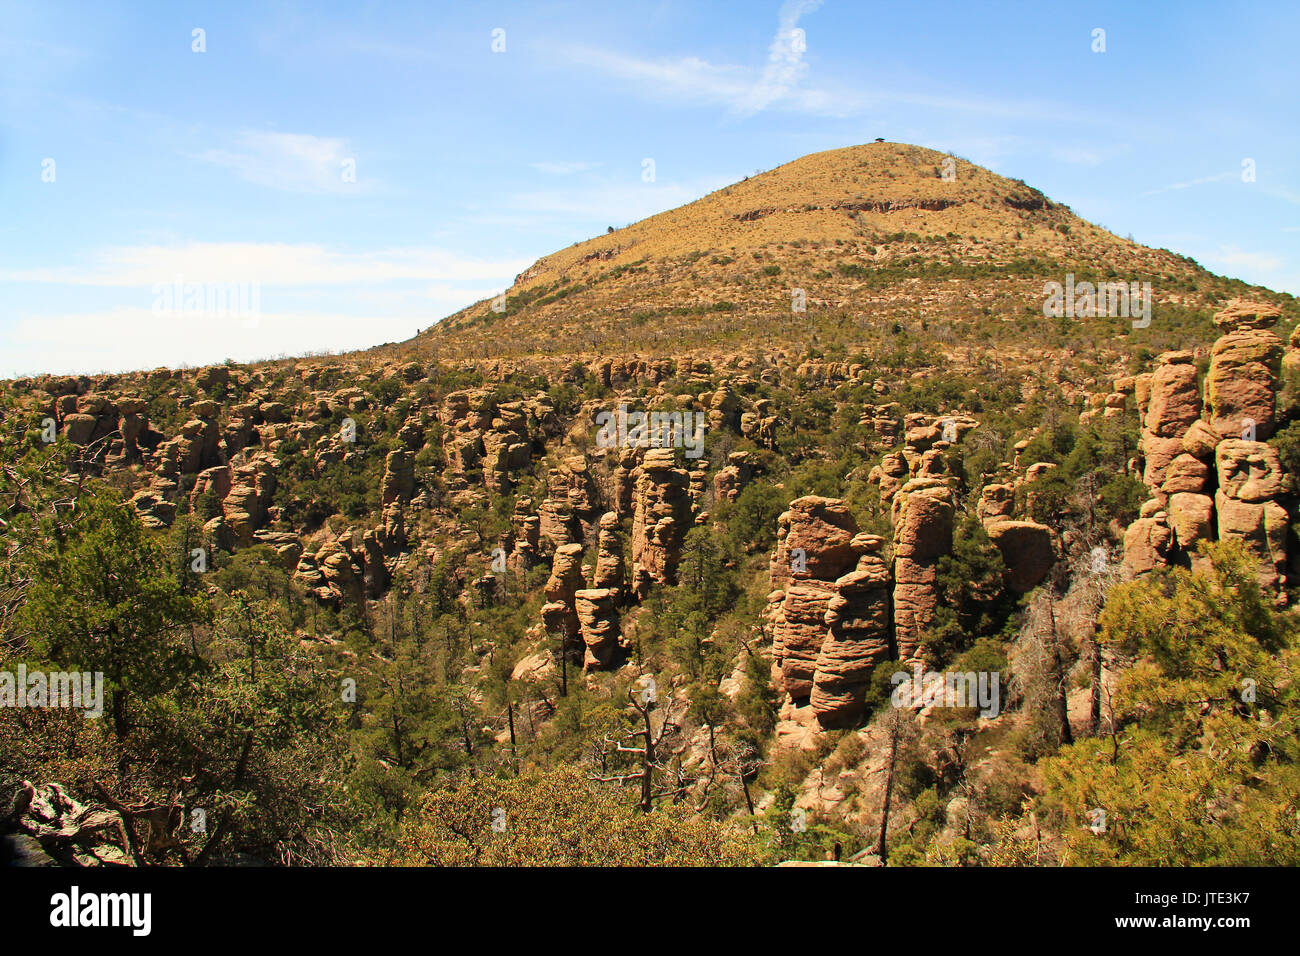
[769,497,864,702]
[575,588,620,670]
[630,449,692,600]
[1121,301,1292,600]
[592,512,626,593]
[1,781,130,867]
[811,534,892,727]
[1140,350,1201,489]
[380,449,415,506]
[712,452,753,505]
[891,478,954,664]
[1123,508,1175,576]
[985,519,1055,593]
[541,543,586,652]
[222,459,276,547]
[1205,324,1282,441]
[1215,439,1288,594]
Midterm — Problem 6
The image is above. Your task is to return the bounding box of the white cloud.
[0,243,533,375]
[1187,242,1298,296]
[191,130,369,194]
[563,27,1059,123]
[2,307,437,378]
[564,45,870,118]
[0,242,533,288]
[732,0,823,117]
[1261,185,1300,207]
[558,2,881,120]
[1203,244,1283,272]
[566,49,755,107]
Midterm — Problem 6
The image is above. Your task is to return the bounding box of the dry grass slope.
[365,142,1290,374]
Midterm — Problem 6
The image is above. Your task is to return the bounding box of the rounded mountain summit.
[383,142,1233,367]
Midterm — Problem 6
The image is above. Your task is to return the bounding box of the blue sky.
[2,0,1297,376]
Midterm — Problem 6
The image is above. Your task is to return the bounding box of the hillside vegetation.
[2,143,1298,867]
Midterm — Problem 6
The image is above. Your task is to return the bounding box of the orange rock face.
[630,449,692,600]
[891,479,954,663]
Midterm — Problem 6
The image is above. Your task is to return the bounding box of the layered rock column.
[541,543,586,654]
[574,589,620,670]
[984,519,1055,593]
[380,449,415,506]
[575,512,626,670]
[811,534,892,727]
[891,478,954,664]
[713,452,753,505]
[222,459,276,547]
[509,499,543,573]
[1205,301,1284,441]
[1140,350,1202,490]
[1122,301,1291,599]
[768,497,861,701]
[631,449,692,600]
[1122,499,1176,576]
[591,512,626,593]
[1215,440,1288,594]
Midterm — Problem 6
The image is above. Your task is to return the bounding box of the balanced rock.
[592,512,626,592]
[1213,298,1281,331]
[542,543,586,647]
[985,519,1055,593]
[769,496,860,591]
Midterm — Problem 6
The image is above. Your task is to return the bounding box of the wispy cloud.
[1192,243,1298,297]
[563,44,868,119]
[1,240,534,375]
[1142,171,1237,196]
[563,5,1060,125]
[559,0,877,119]
[191,131,370,194]
[0,242,532,287]
[1203,244,1283,272]
[732,0,823,116]
[1261,184,1300,207]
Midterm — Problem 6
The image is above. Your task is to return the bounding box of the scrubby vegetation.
[3,143,1298,867]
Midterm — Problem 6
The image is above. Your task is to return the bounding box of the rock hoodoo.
[891,478,954,664]
[630,448,692,600]
[811,534,892,727]
[1122,301,1293,602]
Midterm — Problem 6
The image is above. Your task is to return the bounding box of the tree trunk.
[639,707,655,813]
[507,701,517,759]
[737,766,759,835]
[1047,595,1074,746]
[1088,628,1103,736]
[877,714,899,864]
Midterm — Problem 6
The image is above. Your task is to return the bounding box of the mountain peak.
[508,141,1065,290]
[402,142,1234,369]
